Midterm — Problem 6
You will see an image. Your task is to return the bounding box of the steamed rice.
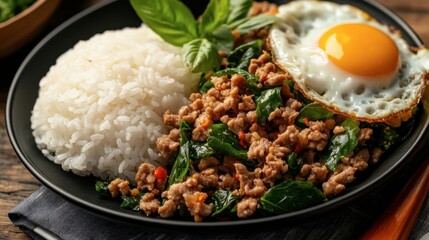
[31,25,199,180]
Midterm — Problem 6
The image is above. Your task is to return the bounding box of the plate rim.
[5,0,429,229]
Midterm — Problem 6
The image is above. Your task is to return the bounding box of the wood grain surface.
[0,0,428,239]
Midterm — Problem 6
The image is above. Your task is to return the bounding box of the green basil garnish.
[207,123,248,160]
[182,38,221,73]
[256,87,283,125]
[129,0,198,46]
[226,0,253,25]
[260,180,325,214]
[296,103,335,126]
[324,118,360,171]
[199,0,230,37]
[130,0,276,73]
[168,121,192,187]
[211,190,238,217]
[228,39,263,69]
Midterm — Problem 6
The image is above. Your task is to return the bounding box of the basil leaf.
[229,15,278,35]
[296,103,335,126]
[189,142,216,160]
[130,0,197,46]
[182,38,220,73]
[227,0,253,24]
[379,126,400,150]
[168,121,192,187]
[95,180,110,197]
[286,152,302,177]
[199,80,214,93]
[260,180,325,214]
[228,40,263,69]
[211,190,238,217]
[120,195,141,211]
[240,158,258,171]
[368,123,400,151]
[285,80,312,105]
[207,123,248,160]
[210,24,235,52]
[208,136,248,160]
[324,118,360,171]
[197,73,207,92]
[199,0,230,36]
[256,87,282,125]
[120,190,147,211]
[198,73,214,93]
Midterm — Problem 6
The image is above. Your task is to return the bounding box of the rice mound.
[31,25,199,180]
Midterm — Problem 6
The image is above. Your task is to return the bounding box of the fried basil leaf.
[228,40,263,69]
[199,80,214,93]
[256,87,282,125]
[207,123,248,160]
[95,180,110,197]
[296,103,335,126]
[324,118,360,171]
[260,180,325,214]
[286,152,302,177]
[211,190,238,217]
[168,121,192,186]
[120,190,146,211]
[189,142,216,160]
[197,73,214,93]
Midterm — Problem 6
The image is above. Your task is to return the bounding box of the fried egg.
[269,0,429,122]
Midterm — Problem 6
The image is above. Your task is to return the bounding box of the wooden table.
[0,0,428,239]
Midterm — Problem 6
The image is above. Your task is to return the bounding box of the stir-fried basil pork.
[101,47,407,221]
[96,1,416,222]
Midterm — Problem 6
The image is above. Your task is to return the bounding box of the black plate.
[6,0,429,230]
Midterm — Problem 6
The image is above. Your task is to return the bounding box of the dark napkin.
[8,182,429,240]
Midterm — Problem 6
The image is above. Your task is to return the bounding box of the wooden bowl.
[0,0,60,59]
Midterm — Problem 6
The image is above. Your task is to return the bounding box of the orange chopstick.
[360,155,429,240]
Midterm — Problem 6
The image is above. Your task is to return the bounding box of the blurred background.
[0,0,103,89]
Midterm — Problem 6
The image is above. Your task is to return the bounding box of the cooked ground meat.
[358,128,374,145]
[234,163,267,198]
[247,138,271,161]
[158,199,176,218]
[198,157,220,171]
[135,163,164,195]
[104,3,406,220]
[139,193,160,216]
[307,163,329,183]
[106,50,397,220]
[191,169,218,188]
[156,129,180,159]
[108,178,129,198]
[343,149,370,171]
[370,148,384,164]
[183,192,213,222]
[237,197,259,218]
[322,166,357,196]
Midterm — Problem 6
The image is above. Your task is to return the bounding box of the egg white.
[269,0,429,122]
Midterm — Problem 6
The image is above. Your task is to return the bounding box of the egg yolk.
[319,23,399,78]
